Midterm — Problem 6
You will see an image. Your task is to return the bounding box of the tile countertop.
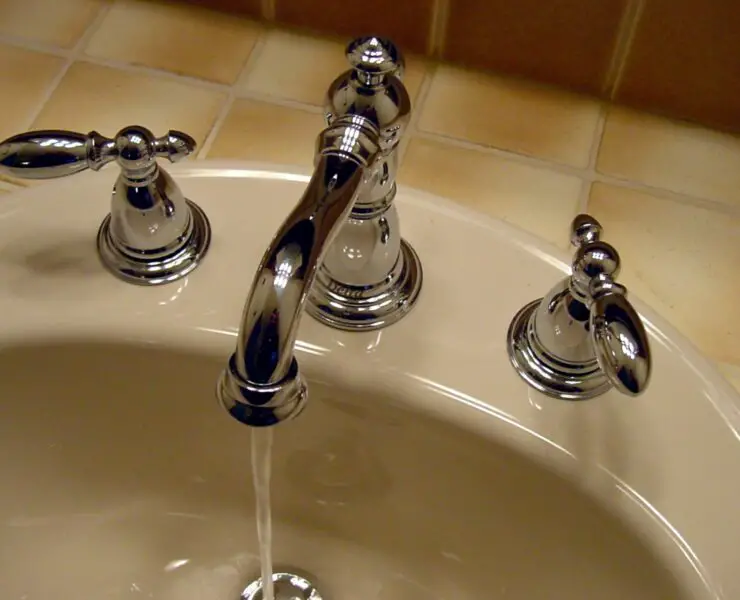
[0,0,738,392]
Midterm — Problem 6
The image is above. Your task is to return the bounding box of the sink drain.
[241,572,323,600]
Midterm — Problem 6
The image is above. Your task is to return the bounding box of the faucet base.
[217,355,307,427]
[96,198,211,286]
[507,299,611,400]
[306,238,422,331]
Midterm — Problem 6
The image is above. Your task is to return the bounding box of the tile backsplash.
[198,0,740,134]
[442,0,626,96]
[0,0,738,393]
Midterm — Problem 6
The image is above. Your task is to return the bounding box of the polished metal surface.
[0,126,210,285]
[241,572,323,600]
[507,214,652,400]
[308,36,422,329]
[217,115,382,426]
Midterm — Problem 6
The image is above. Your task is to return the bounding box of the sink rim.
[0,160,738,600]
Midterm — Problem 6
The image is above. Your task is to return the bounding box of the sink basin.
[1,341,682,599]
[0,163,738,599]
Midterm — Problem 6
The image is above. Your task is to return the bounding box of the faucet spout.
[218,116,381,426]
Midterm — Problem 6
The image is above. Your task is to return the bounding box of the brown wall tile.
[275,0,433,55]
[615,0,740,133]
[182,0,261,19]
[443,0,627,95]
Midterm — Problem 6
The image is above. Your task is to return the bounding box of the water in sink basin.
[0,341,685,599]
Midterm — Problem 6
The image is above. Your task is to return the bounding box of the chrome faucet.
[507,214,651,400]
[217,116,382,426]
[0,126,211,285]
[306,36,422,331]
[217,37,423,427]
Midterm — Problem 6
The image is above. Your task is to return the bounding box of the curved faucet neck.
[234,117,382,386]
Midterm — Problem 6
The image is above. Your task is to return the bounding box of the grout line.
[228,29,324,114]
[233,89,325,113]
[74,54,231,92]
[578,103,608,212]
[587,105,609,171]
[602,0,645,99]
[415,130,592,177]
[426,0,450,58]
[398,65,437,164]
[414,130,740,218]
[198,31,270,159]
[234,29,270,87]
[0,34,72,58]
[199,30,281,159]
[411,64,437,124]
[577,180,592,213]
[23,2,113,129]
[197,95,236,159]
[593,173,740,217]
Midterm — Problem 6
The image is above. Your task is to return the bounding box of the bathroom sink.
[0,163,738,599]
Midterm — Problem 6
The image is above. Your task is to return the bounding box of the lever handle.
[0,126,195,180]
[589,275,651,396]
[569,214,652,396]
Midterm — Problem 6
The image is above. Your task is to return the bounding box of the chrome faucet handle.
[507,213,651,400]
[589,273,651,395]
[0,126,211,285]
[566,216,651,396]
[0,127,194,180]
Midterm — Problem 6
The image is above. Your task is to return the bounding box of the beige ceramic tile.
[718,363,740,395]
[84,0,261,84]
[32,62,226,145]
[598,107,740,207]
[242,29,427,106]
[207,99,325,166]
[418,66,601,168]
[588,183,740,364]
[0,0,103,48]
[0,44,65,140]
[399,137,582,248]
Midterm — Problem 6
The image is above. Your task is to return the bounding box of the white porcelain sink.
[0,163,738,599]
